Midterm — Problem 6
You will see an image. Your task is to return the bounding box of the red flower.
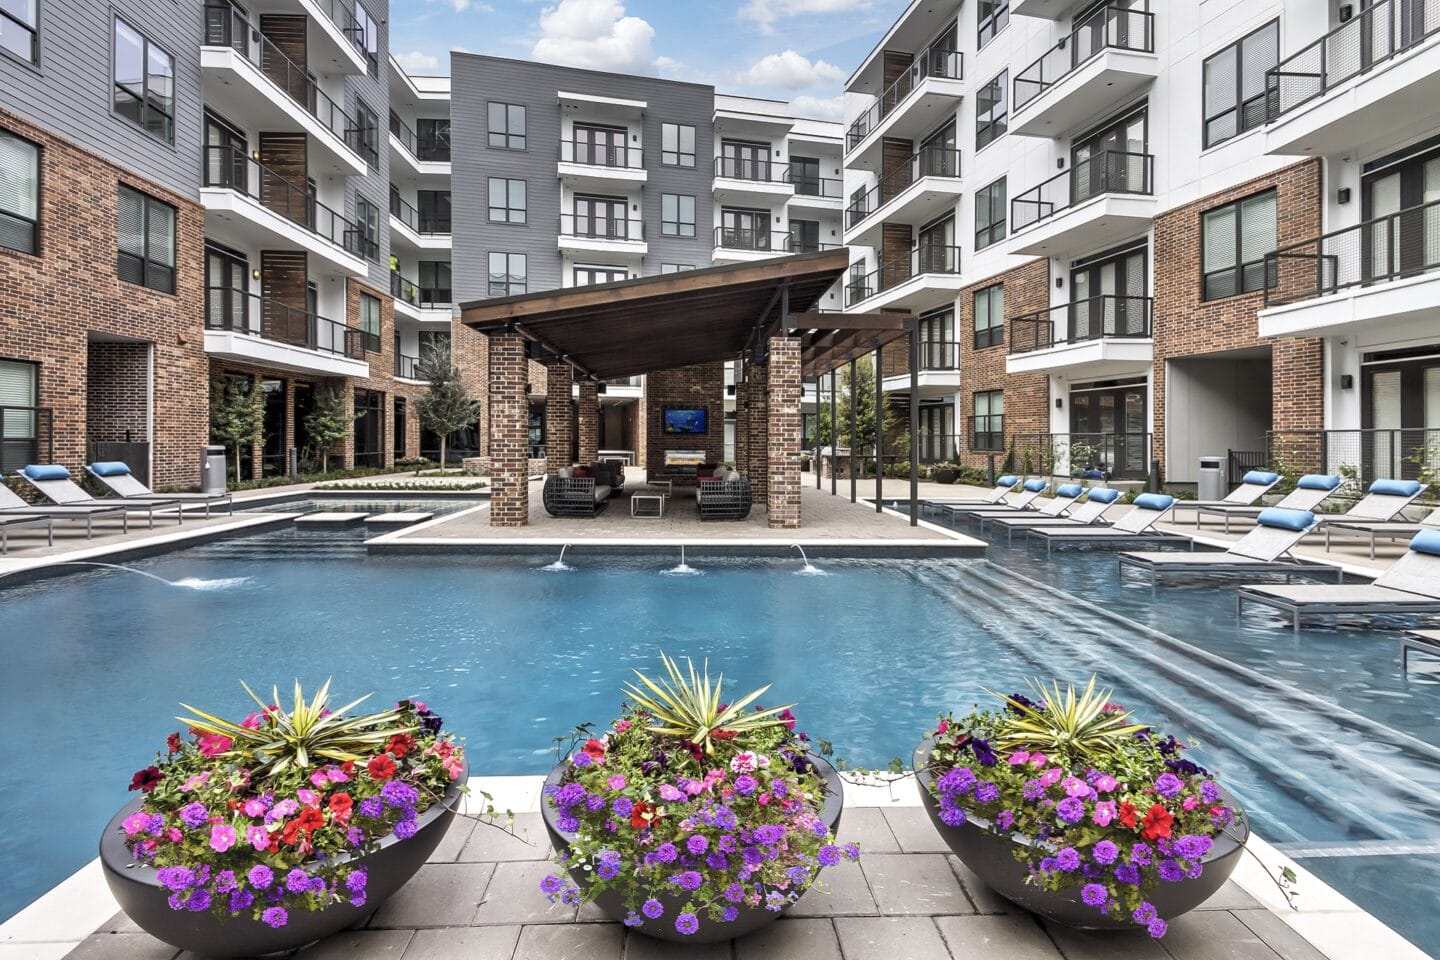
[166,733,183,754]
[711,729,738,741]
[281,807,327,845]
[1117,800,1139,831]
[629,800,658,829]
[367,755,397,780]
[128,766,163,792]
[386,733,414,758]
[581,738,606,759]
[341,759,356,774]
[936,719,950,735]
[777,709,796,730]
[1140,803,1174,841]
[328,793,353,816]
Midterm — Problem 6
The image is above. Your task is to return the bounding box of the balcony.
[299,0,372,74]
[882,340,961,397]
[844,243,963,312]
[557,141,647,190]
[0,406,53,476]
[390,273,452,324]
[201,144,370,275]
[394,351,423,382]
[201,3,366,176]
[1264,0,1440,156]
[203,288,370,377]
[558,214,647,257]
[1012,0,1089,19]
[389,193,452,252]
[1009,150,1156,258]
[712,227,793,263]
[845,44,964,170]
[1005,296,1154,377]
[1010,4,1157,137]
[388,111,451,177]
[787,171,843,212]
[843,145,962,248]
[712,156,794,205]
[968,415,1006,454]
[1258,198,1440,338]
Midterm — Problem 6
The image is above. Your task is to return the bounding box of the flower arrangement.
[923,678,1242,939]
[540,654,858,937]
[121,681,466,929]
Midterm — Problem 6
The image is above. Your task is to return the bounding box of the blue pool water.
[0,516,1438,954]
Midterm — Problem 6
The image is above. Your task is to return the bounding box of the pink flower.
[684,779,705,796]
[297,789,319,805]
[209,824,237,852]
[181,772,211,792]
[1039,767,1064,788]
[1061,776,1092,798]
[241,797,269,818]
[166,828,183,843]
[442,755,464,780]
[413,701,428,713]
[659,784,685,802]
[1028,752,1048,768]
[309,771,330,788]
[1182,796,1198,811]
[1093,774,1118,793]
[122,812,148,837]
[195,733,232,757]
[327,768,349,784]
[240,712,263,730]
[607,774,627,791]
[758,792,771,806]
[247,825,270,850]
[1007,750,1030,766]
[616,720,632,734]
[1092,800,1117,826]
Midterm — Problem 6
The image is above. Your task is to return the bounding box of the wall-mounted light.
[251,268,261,280]
[1057,157,1065,169]
[1055,276,1063,289]
[1337,187,1351,204]
[1055,398,1063,409]
[1340,374,1354,390]
[1338,4,1354,22]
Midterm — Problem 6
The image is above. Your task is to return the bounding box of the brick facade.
[575,379,599,464]
[766,336,802,528]
[488,332,529,527]
[743,360,769,499]
[544,360,574,474]
[643,363,725,479]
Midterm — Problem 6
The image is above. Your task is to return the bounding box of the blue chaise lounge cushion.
[1410,529,1440,556]
[1241,470,1280,486]
[1257,508,1316,532]
[1133,493,1175,511]
[996,475,1019,488]
[1369,479,1425,498]
[1022,479,1048,493]
[1087,488,1121,504]
[1297,474,1342,491]
[21,465,70,481]
[1055,483,1083,498]
[89,461,132,477]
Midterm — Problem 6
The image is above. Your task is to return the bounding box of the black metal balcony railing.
[1268,428,1440,488]
[1007,432,1154,480]
[1007,295,1153,354]
[559,141,644,168]
[969,414,1006,453]
[1266,0,1440,122]
[713,226,791,252]
[390,272,451,309]
[915,434,959,462]
[715,156,790,183]
[844,244,962,307]
[560,214,645,241]
[389,191,452,235]
[308,0,366,51]
[846,145,962,227]
[1014,3,1156,111]
[203,144,371,258]
[917,339,959,370]
[388,111,451,162]
[1263,196,1440,307]
[788,172,844,199]
[395,352,421,379]
[847,43,964,150]
[1011,150,1154,232]
[204,286,366,359]
[0,405,53,476]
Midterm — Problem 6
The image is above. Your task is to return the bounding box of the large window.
[0,130,39,255]
[416,118,451,162]
[1201,189,1276,300]
[418,260,451,304]
[574,266,628,286]
[661,193,695,237]
[1202,20,1278,149]
[358,291,381,351]
[661,122,695,167]
[354,2,379,77]
[488,252,526,297]
[976,71,1007,151]
[355,195,380,259]
[354,99,379,168]
[113,18,175,142]
[488,102,526,150]
[977,0,1008,47]
[488,178,526,224]
[974,177,1006,251]
[1,0,38,63]
[117,185,175,293]
[973,283,1004,349]
[972,389,1004,451]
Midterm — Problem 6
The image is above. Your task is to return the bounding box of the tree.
[415,342,479,471]
[305,383,359,475]
[209,376,263,484]
[813,356,902,459]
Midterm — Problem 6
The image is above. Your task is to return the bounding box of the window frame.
[0,129,41,256]
[973,283,1004,349]
[974,177,1007,251]
[358,290,381,352]
[354,2,379,77]
[972,388,1005,452]
[355,194,380,260]
[487,102,527,151]
[976,70,1008,151]
[354,98,379,168]
[660,263,695,274]
[1202,19,1279,149]
[486,178,525,224]
[1200,188,1278,301]
[661,122,696,167]
[661,193,695,237]
[116,184,176,294]
[977,0,1009,48]
[111,16,176,144]
[488,252,527,297]
[0,0,39,66]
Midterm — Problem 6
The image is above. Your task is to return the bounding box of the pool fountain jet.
[663,544,701,576]
[48,561,249,590]
[790,544,827,576]
[542,544,574,572]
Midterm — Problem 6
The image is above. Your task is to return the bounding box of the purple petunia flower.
[346,870,368,893]
[1022,779,1047,801]
[673,870,703,891]
[1174,835,1212,861]
[285,868,311,894]
[394,817,418,841]
[1154,773,1184,798]
[261,907,287,929]
[642,898,664,919]
[995,810,1015,832]
[359,797,384,819]
[844,843,861,861]
[229,889,254,912]
[556,815,579,833]
[215,871,237,894]
[1092,840,1119,865]
[973,781,1000,804]
[817,845,841,867]
[1158,859,1184,883]
[676,911,700,935]
[1129,842,1152,866]
[1132,902,1158,923]
[655,842,678,863]
[1114,863,1141,886]
[1080,883,1108,907]
[1200,780,1222,804]
[724,882,745,903]
[687,834,709,856]
[786,866,810,886]
[184,888,211,912]
[1055,847,1081,872]
[157,867,197,892]
[706,852,728,870]
[179,802,208,829]
[247,864,273,890]
[1147,918,1168,938]
[624,911,643,927]
[540,875,564,896]
[722,905,740,922]
[939,806,966,827]
[572,752,593,768]
[381,781,420,808]
[1056,797,1085,824]
[734,774,758,797]
[612,797,634,818]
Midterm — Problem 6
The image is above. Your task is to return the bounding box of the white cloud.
[789,93,844,121]
[532,0,663,74]
[740,0,871,34]
[737,50,844,90]
[431,0,494,11]
[394,50,441,72]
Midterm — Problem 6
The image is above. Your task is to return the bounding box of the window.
[488,252,526,297]
[1,0,38,63]
[354,2,379,77]
[972,390,1004,451]
[574,266,628,286]
[0,130,40,254]
[354,99,379,167]
[661,193,695,237]
[113,18,175,142]
[977,0,1008,47]
[1201,189,1277,300]
[976,71,1007,150]
[662,122,695,167]
[117,185,175,293]
[488,102,526,150]
[918,308,955,368]
[418,190,451,234]
[416,118,451,162]
[790,219,820,254]
[661,263,695,274]
[974,177,1006,250]
[973,283,1004,349]
[418,260,451,303]
[791,156,821,196]
[487,178,525,224]
[355,195,380,259]
[358,291,381,351]
[1203,21,1278,149]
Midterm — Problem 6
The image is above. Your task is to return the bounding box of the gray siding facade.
[340,0,393,289]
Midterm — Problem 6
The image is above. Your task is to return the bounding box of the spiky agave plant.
[623,653,794,756]
[987,676,1148,764]
[179,679,416,779]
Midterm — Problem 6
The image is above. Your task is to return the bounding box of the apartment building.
[844,0,1440,486]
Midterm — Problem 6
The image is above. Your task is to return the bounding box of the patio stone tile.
[833,917,951,960]
[64,933,181,960]
[1161,909,1284,960]
[512,922,623,960]
[1230,909,1328,960]
[835,808,901,853]
[789,861,878,917]
[625,930,730,960]
[426,818,476,864]
[934,914,1062,959]
[95,911,144,934]
[368,863,496,929]
[1041,922,1169,960]
[471,861,577,926]
[458,813,551,862]
[947,855,1011,914]
[880,807,949,854]
[735,918,843,960]
[290,930,414,959]
[1196,882,1263,912]
[0,944,72,960]
[401,926,522,960]
[861,854,973,916]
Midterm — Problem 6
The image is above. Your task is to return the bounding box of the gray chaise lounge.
[85,461,233,516]
[1193,474,1343,533]
[1,473,132,535]
[17,464,182,528]
[1026,493,1185,554]
[1168,470,1281,524]
[1322,506,1440,560]
[1117,507,1342,585]
[983,488,1125,542]
[972,482,1083,529]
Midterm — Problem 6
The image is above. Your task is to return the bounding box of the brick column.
[248,373,264,480]
[734,378,750,474]
[576,379,599,464]
[767,336,802,529]
[747,358,769,500]
[545,361,574,475]
[489,333,530,527]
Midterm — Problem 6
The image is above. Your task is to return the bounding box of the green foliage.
[304,384,360,475]
[624,653,794,756]
[813,357,901,455]
[320,480,489,492]
[209,377,264,484]
[989,678,1148,766]
[415,343,480,469]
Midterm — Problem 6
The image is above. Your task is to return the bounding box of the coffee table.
[631,493,666,519]
[647,479,673,494]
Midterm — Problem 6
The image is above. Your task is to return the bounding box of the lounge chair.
[927,475,1020,514]
[0,512,53,554]
[985,487,1124,542]
[1193,474,1343,533]
[942,478,1049,519]
[1117,507,1343,585]
[542,466,611,518]
[1311,479,1428,529]
[1322,506,1440,560]
[16,464,182,528]
[1401,628,1440,671]
[0,476,132,535]
[1237,529,1440,632]
[85,461,233,517]
[973,482,1084,530]
[697,468,752,521]
[1026,493,1185,554]
[1170,470,1281,524]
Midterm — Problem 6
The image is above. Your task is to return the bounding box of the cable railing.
[1263,196,1440,307]
[1006,431,1154,480]
[1011,150,1153,232]
[844,244,961,306]
[846,145,962,227]
[788,172,843,199]
[394,352,422,379]
[1007,295,1153,354]
[969,414,1006,453]
[713,226,791,251]
[389,191,452,235]
[1266,0,1440,122]
[560,214,645,241]
[0,405,53,476]
[388,111,451,162]
[1014,3,1155,111]
[715,155,790,183]
[846,43,964,150]
[204,286,367,359]
[560,140,645,168]
[1268,428,1440,488]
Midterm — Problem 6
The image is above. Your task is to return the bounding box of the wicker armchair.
[596,459,626,495]
[542,473,612,517]
[696,469,753,521]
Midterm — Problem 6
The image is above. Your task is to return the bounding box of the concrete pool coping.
[2,775,1426,960]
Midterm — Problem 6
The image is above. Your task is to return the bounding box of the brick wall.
[643,363,724,479]
[345,277,426,468]
[576,379,598,463]
[488,332,529,526]
[86,342,150,445]
[544,360,573,473]
[766,336,802,529]
[744,361,769,499]
[451,318,489,459]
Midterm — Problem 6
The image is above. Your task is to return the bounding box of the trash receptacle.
[1197,456,1225,502]
[201,445,227,496]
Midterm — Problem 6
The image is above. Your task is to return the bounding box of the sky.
[386,0,913,121]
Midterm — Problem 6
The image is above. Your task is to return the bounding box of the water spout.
[790,544,826,576]
[542,544,573,572]
[663,544,700,576]
[48,561,249,590]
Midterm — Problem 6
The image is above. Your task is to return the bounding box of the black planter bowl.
[934,470,958,485]
[541,753,845,943]
[100,761,467,958]
[912,739,1247,930]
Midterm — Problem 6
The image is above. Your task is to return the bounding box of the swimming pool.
[0,520,1436,953]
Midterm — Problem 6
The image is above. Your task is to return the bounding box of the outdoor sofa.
[542,465,612,518]
[697,467,752,521]
[1116,507,1343,585]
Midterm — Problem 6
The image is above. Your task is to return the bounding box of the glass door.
[1072,109,1147,204]
[1068,380,1148,478]
[203,112,246,190]
[721,208,769,250]
[574,195,628,239]
[205,245,249,333]
[789,219,820,253]
[1070,247,1146,340]
[790,156,820,195]
[573,124,627,167]
[721,140,770,181]
[917,215,956,273]
[918,121,958,178]
[1362,148,1440,282]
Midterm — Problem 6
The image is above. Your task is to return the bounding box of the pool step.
[364,512,433,527]
[293,513,367,527]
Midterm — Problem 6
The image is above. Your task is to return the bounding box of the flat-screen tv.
[662,407,708,434]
